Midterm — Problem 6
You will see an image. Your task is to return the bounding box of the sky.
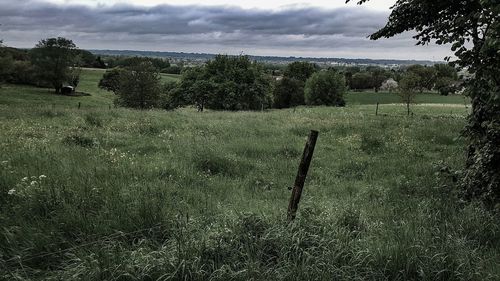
[0,0,451,60]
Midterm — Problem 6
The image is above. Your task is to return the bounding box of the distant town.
[90,49,439,68]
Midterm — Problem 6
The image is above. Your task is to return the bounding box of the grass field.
[0,70,498,280]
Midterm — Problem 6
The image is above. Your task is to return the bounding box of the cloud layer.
[0,0,450,59]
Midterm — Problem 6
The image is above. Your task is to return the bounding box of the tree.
[284,61,318,82]
[273,77,304,108]
[30,37,78,94]
[99,68,125,93]
[350,72,373,90]
[304,70,346,106]
[174,55,271,111]
[272,61,318,108]
[380,78,398,92]
[407,64,437,92]
[369,67,390,92]
[0,52,13,86]
[398,72,420,116]
[115,62,162,109]
[348,0,500,204]
[434,63,458,80]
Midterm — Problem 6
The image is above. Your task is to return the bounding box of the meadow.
[0,69,499,280]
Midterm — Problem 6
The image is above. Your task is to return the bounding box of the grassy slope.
[0,70,497,280]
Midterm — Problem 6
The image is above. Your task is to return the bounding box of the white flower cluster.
[8,175,47,196]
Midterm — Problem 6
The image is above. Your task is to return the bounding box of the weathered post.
[376,102,379,116]
[78,102,81,109]
[287,130,319,221]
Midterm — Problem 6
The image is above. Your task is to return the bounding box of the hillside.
[2,71,498,280]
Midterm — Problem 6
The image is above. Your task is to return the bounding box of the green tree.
[434,63,458,80]
[115,62,162,109]
[407,65,437,92]
[348,0,500,204]
[273,77,304,108]
[398,72,420,116]
[99,68,125,93]
[0,52,13,86]
[304,70,346,106]
[175,55,271,111]
[30,37,78,94]
[272,61,318,108]
[350,72,373,90]
[368,67,390,92]
[284,61,318,82]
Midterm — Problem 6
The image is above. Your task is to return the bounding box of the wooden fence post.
[287,130,319,221]
[376,102,379,116]
[78,102,81,109]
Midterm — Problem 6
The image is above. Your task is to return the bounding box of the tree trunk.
[462,81,500,206]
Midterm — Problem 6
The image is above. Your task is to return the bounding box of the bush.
[304,70,346,106]
[115,62,162,109]
[174,55,271,111]
[98,68,124,93]
[273,77,304,108]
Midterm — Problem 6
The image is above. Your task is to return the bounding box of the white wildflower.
[30,181,37,186]
[8,189,15,195]
[39,175,47,180]
[22,177,28,182]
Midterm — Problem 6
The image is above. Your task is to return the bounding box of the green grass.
[0,71,498,280]
[161,73,181,83]
[346,90,470,105]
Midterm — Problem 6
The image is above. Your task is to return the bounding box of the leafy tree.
[30,37,78,94]
[368,67,390,92]
[115,62,162,109]
[67,67,81,90]
[304,70,346,106]
[350,72,373,90]
[348,0,500,204]
[407,64,437,92]
[435,77,459,96]
[284,61,318,82]
[98,68,125,93]
[398,72,420,116]
[174,55,271,111]
[272,61,317,108]
[434,63,458,80]
[273,77,304,108]
[0,52,13,86]
[109,56,170,70]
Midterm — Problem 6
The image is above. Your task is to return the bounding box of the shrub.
[174,55,272,111]
[273,77,304,108]
[304,70,346,106]
[115,62,162,109]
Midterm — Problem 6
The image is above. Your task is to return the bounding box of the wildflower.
[22,177,28,182]
[30,181,37,186]
[8,189,15,195]
[39,175,47,180]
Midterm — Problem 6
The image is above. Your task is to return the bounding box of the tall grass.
[0,82,497,280]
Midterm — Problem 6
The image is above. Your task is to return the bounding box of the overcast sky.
[0,0,451,60]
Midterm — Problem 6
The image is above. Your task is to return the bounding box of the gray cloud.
[0,0,450,59]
